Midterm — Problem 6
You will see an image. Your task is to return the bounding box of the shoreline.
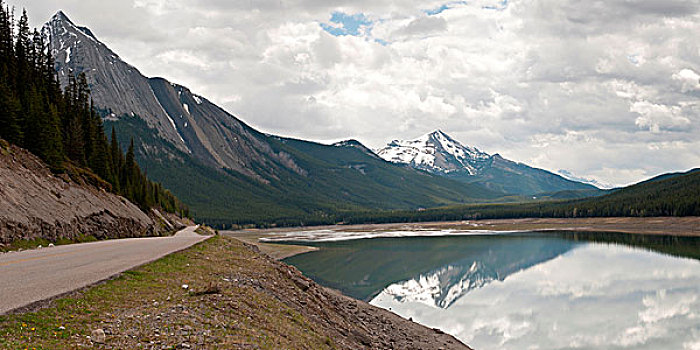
[223,230,319,260]
[0,236,470,349]
[224,217,700,260]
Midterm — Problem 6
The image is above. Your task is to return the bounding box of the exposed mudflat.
[223,230,318,259]
[229,217,700,256]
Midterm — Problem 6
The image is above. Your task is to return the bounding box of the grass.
[0,234,99,253]
[0,236,336,349]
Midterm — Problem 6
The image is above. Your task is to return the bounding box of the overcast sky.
[10,0,700,187]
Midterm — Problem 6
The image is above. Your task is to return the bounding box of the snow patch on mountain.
[558,170,613,189]
[64,47,71,63]
[377,130,491,175]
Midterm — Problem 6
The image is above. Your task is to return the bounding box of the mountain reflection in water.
[284,233,580,302]
[283,231,700,350]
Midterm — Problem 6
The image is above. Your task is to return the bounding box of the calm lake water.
[282,231,700,350]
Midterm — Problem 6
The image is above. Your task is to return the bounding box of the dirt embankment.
[0,142,177,246]
[0,236,470,349]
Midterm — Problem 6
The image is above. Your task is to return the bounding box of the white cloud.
[631,100,690,133]
[11,0,700,186]
[673,68,700,92]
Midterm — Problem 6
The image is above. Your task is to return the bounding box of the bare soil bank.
[0,142,182,248]
[0,236,469,349]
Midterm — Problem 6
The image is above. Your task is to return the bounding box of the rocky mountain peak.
[43,11,192,153]
[43,12,306,181]
[377,130,598,195]
[377,130,492,176]
[51,10,71,23]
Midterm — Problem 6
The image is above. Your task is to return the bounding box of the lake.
[280,230,700,350]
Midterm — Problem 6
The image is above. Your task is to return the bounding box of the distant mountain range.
[44,11,612,226]
[377,130,599,196]
[44,11,515,226]
[556,169,614,189]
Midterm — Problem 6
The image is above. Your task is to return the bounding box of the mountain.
[44,11,302,181]
[564,167,700,217]
[340,167,700,225]
[43,12,503,227]
[557,169,614,189]
[377,130,599,196]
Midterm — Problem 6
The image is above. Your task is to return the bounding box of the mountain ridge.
[377,130,599,196]
[45,11,506,226]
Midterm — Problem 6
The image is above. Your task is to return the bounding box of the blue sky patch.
[483,0,509,10]
[426,4,450,15]
[320,12,373,36]
[425,1,468,16]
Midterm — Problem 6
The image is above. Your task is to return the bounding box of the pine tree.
[40,103,64,170]
[0,6,188,216]
[22,87,42,154]
[0,82,21,143]
[14,10,29,94]
[0,1,14,80]
[63,74,85,163]
[110,126,123,193]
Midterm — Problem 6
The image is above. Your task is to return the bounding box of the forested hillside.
[333,168,700,224]
[44,10,514,228]
[0,4,187,216]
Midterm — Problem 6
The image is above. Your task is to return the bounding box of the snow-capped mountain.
[377,130,600,195]
[377,130,491,175]
[333,139,381,159]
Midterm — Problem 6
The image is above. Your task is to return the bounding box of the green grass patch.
[1,234,99,253]
[0,236,335,349]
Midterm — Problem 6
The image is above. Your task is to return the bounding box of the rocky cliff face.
[43,11,188,153]
[43,11,303,180]
[0,141,162,245]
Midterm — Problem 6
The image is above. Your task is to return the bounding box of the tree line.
[0,4,188,216]
[207,169,700,229]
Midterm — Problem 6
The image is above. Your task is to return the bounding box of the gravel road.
[0,226,208,314]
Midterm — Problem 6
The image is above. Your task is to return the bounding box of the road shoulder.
[0,236,470,349]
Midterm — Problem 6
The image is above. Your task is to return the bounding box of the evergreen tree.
[0,1,14,80]
[14,10,29,101]
[0,5,188,216]
[0,82,21,144]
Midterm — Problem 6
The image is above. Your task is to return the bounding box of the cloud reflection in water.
[371,244,700,350]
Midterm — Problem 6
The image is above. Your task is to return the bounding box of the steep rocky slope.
[0,141,168,245]
[44,11,303,179]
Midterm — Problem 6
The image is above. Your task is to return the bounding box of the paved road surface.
[0,226,208,314]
